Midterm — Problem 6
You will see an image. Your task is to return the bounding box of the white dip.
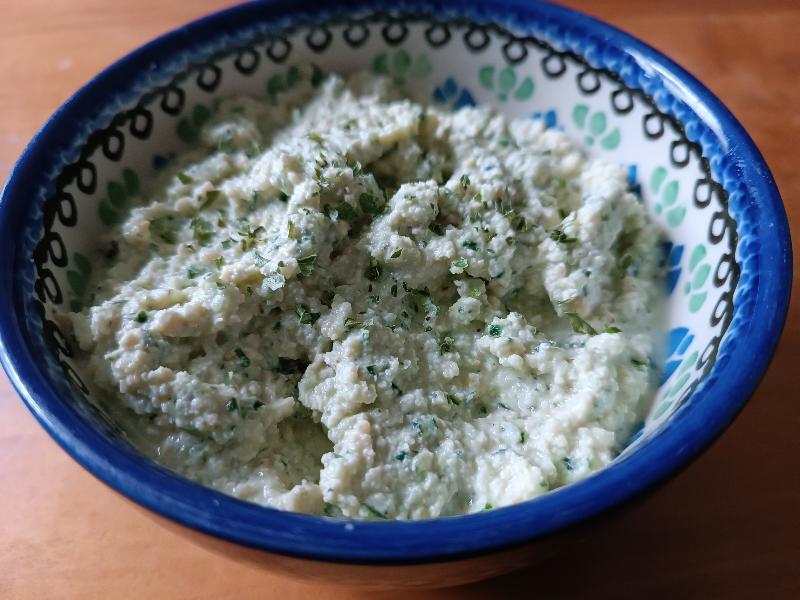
[68,67,662,519]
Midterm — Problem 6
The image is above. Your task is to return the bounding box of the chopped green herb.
[483,503,493,510]
[359,192,384,215]
[362,503,387,519]
[344,318,360,332]
[234,347,250,369]
[462,240,480,251]
[187,267,200,279]
[550,229,578,244]
[605,326,622,333]
[287,220,299,240]
[566,313,598,335]
[562,457,575,471]
[176,172,193,185]
[263,272,285,292]
[428,222,445,236]
[221,238,233,250]
[191,218,213,245]
[452,258,468,269]
[253,251,267,267]
[366,365,377,376]
[199,189,220,210]
[459,174,470,190]
[334,201,358,223]
[295,304,320,325]
[488,324,503,337]
[519,431,526,444]
[364,258,382,281]
[439,336,454,354]
[226,398,238,412]
[390,248,402,259]
[446,393,461,406]
[136,310,147,323]
[297,254,317,277]
[307,132,323,144]
[150,216,176,244]
[395,450,408,461]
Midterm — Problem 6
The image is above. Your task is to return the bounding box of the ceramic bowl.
[0,0,791,588]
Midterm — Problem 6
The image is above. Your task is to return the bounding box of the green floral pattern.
[372,51,432,85]
[478,66,534,102]
[98,168,139,227]
[67,252,92,312]
[176,104,212,144]
[650,167,686,227]
[684,245,711,313]
[571,105,621,150]
[267,64,324,99]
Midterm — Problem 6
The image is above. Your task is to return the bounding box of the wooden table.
[1,1,798,597]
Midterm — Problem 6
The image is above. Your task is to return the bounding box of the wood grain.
[1,1,798,598]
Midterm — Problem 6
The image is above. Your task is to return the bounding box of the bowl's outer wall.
[0,0,792,583]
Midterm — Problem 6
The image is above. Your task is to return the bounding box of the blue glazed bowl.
[0,0,791,588]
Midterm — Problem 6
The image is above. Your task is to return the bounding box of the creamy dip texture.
[67,67,662,519]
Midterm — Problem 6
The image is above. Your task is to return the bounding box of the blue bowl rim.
[0,0,792,564]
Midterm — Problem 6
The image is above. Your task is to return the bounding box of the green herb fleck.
[488,324,503,337]
[452,258,468,269]
[439,336,454,354]
[459,174,470,190]
[297,254,317,277]
[199,189,220,210]
[390,248,402,259]
[176,172,193,185]
[233,347,250,368]
[334,201,358,223]
[362,503,388,519]
[344,317,360,332]
[295,304,320,325]
[605,326,622,333]
[359,192,384,215]
[550,229,578,244]
[428,222,445,236]
[566,313,598,335]
[226,398,238,412]
[136,310,147,323]
[287,220,299,240]
[187,267,200,279]
[446,393,461,406]
[364,258,382,281]
[462,240,480,251]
